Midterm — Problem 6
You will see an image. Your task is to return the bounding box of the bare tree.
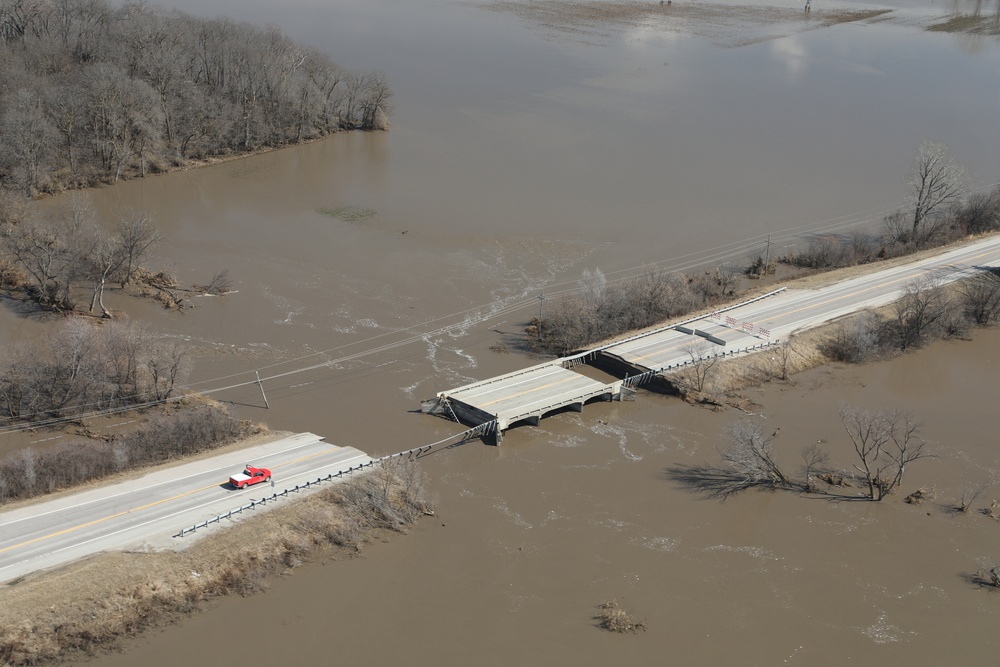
[114,208,160,286]
[359,71,392,130]
[0,188,29,225]
[302,47,343,132]
[840,405,928,501]
[715,262,740,297]
[882,411,929,492]
[44,80,88,183]
[957,480,990,514]
[145,339,188,400]
[959,271,1000,325]
[800,443,830,491]
[955,188,1000,235]
[580,267,607,305]
[772,339,796,381]
[43,317,103,413]
[0,88,59,192]
[719,418,791,489]
[840,405,894,500]
[339,71,366,128]
[2,205,91,309]
[881,209,911,246]
[893,276,948,351]
[84,63,164,181]
[200,268,232,295]
[908,140,971,236]
[744,246,775,279]
[0,0,42,43]
[823,310,884,363]
[86,228,122,317]
[681,342,718,393]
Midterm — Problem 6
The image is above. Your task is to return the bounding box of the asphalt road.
[606,235,1000,371]
[0,433,371,583]
[7,237,1000,585]
[723,234,1000,337]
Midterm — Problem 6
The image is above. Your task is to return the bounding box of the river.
[6,0,1000,663]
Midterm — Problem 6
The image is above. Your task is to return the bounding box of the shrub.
[0,404,250,504]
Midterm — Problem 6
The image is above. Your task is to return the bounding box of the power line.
[3,192,987,436]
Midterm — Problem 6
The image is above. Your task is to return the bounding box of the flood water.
[5,0,1000,663]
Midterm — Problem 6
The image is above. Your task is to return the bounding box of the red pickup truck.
[229,465,272,489]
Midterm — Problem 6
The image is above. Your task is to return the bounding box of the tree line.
[823,270,1000,363]
[0,0,392,194]
[534,140,998,357]
[786,141,996,270]
[0,196,166,312]
[0,317,188,423]
[0,403,249,503]
[531,267,734,355]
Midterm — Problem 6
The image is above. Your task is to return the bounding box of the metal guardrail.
[174,421,498,538]
[174,461,377,537]
[559,287,786,362]
[622,339,781,388]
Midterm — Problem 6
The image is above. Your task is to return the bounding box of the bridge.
[422,289,786,442]
[423,234,1000,443]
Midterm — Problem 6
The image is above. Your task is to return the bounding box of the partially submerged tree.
[2,200,162,313]
[800,442,830,492]
[839,405,929,500]
[957,480,990,514]
[2,206,90,309]
[719,418,791,490]
[115,209,161,287]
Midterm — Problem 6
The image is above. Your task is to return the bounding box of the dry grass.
[928,15,1000,34]
[595,600,646,633]
[0,458,431,666]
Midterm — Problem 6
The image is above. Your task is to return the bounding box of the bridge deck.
[604,322,763,371]
[439,364,620,432]
[426,292,785,441]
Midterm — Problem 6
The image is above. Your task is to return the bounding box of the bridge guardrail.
[622,339,781,387]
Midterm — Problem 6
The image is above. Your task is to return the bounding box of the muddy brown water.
[89,333,1000,666]
[2,0,1000,663]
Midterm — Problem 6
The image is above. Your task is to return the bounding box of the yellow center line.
[0,482,218,554]
[625,249,997,362]
[755,263,954,326]
[481,374,580,407]
[1,446,339,555]
[632,338,695,362]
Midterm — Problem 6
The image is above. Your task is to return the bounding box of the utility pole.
[537,289,545,340]
[255,370,270,409]
[763,234,772,275]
